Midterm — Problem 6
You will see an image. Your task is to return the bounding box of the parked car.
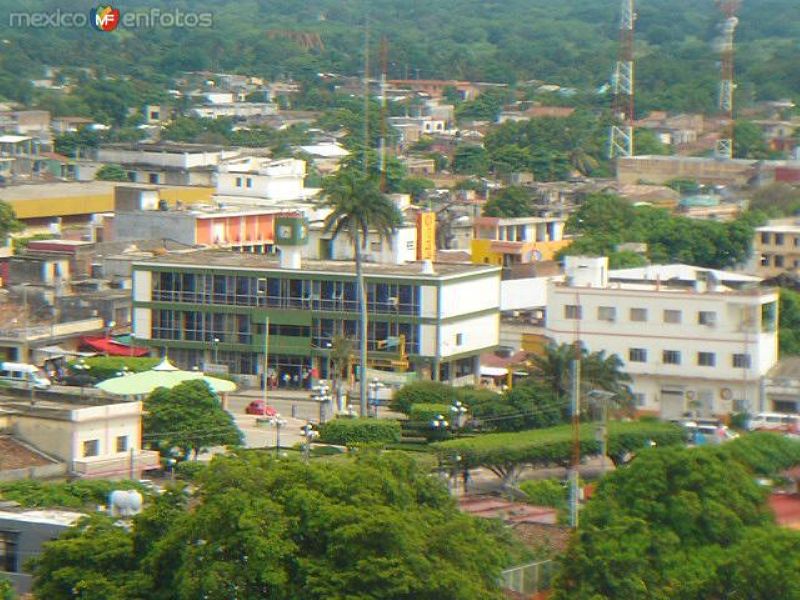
[245,400,277,416]
[747,412,800,433]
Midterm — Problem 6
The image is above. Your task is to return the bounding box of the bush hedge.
[67,356,160,382]
[519,478,568,511]
[0,479,149,509]
[408,403,451,425]
[318,418,402,446]
[391,381,458,414]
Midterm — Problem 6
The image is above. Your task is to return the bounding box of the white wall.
[133,270,151,303]
[133,308,151,340]
[501,277,550,311]
[439,274,500,319]
[420,285,438,319]
[439,313,499,358]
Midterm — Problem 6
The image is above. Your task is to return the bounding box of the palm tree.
[321,167,403,415]
[531,343,632,414]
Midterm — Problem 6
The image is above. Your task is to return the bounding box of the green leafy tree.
[30,514,147,600]
[483,186,533,217]
[0,575,14,600]
[0,201,22,243]
[95,164,129,182]
[433,422,684,484]
[452,144,490,176]
[553,445,791,599]
[779,288,800,356]
[321,168,403,414]
[144,380,242,460]
[398,176,435,202]
[734,120,770,159]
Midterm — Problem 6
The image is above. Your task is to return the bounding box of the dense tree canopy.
[560,193,758,269]
[144,380,242,461]
[31,453,513,600]
[553,441,800,599]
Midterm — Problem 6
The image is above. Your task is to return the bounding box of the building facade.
[751,220,800,277]
[546,257,779,418]
[131,250,501,386]
[471,216,569,267]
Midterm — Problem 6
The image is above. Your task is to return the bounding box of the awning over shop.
[480,366,509,377]
[81,336,150,357]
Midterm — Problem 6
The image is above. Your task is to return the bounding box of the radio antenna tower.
[609,0,635,159]
[716,1,740,160]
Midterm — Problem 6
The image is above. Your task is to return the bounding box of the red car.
[245,400,278,416]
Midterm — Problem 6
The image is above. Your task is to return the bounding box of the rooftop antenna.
[715,1,740,160]
[379,36,389,191]
[362,14,370,176]
[609,0,635,159]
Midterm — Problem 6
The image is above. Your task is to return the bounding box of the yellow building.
[471,216,570,267]
[0,181,214,227]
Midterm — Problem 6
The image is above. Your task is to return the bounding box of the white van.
[747,412,800,432]
[0,362,51,390]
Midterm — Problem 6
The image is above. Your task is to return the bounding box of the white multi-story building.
[216,157,311,202]
[546,256,779,418]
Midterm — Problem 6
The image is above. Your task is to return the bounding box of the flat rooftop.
[136,249,501,279]
[0,508,84,527]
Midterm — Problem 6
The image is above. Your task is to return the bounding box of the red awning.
[80,337,149,357]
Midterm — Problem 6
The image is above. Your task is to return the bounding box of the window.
[246,177,253,188]
[148,172,159,184]
[761,254,770,267]
[406,241,415,250]
[370,241,382,251]
[630,308,647,322]
[633,393,646,407]
[775,233,785,245]
[455,333,463,346]
[760,232,770,244]
[564,305,582,320]
[697,352,716,367]
[116,435,128,453]
[663,309,681,324]
[83,439,99,457]
[663,350,681,365]
[597,306,616,321]
[775,255,785,268]
[235,177,242,187]
[733,353,751,368]
[795,237,800,248]
[629,348,647,362]
[762,302,777,331]
[698,311,716,326]
[0,531,19,573]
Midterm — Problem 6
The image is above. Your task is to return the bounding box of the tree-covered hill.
[0,0,796,114]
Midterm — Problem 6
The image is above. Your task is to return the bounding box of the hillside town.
[0,1,799,599]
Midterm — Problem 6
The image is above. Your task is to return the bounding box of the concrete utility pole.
[569,348,581,529]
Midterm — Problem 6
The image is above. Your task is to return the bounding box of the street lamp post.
[450,400,468,431]
[213,337,220,364]
[431,414,449,440]
[301,422,318,463]
[369,378,380,418]
[268,414,287,457]
[130,333,136,358]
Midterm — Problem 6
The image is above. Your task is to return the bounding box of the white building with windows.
[546,256,779,418]
[216,157,313,202]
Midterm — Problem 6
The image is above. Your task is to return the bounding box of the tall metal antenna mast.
[609,0,635,159]
[716,1,740,160]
